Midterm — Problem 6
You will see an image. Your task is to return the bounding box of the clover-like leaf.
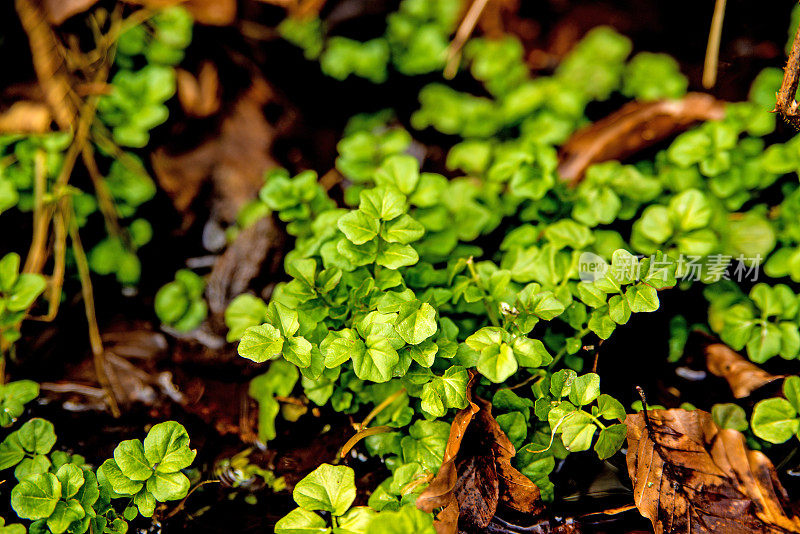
[293,463,356,516]
[275,508,330,534]
[143,421,195,473]
[11,472,61,520]
[395,300,437,345]
[751,397,799,443]
[238,324,284,363]
[338,210,380,245]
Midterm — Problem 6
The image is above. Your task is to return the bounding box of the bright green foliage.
[98,421,195,517]
[751,377,800,444]
[248,361,299,442]
[278,16,325,59]
[0,380,39,427]
[100,6,192,147]
[708,283,800,363]
[712,403,748,431]
[0,399,194,534]
[622,52,688,101]
[0,518,26,534]
[155,269,207,332]
[321,38,390,83]
[0,253,47,351]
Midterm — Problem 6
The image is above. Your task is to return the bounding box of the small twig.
[358,388,406,431]
[444,0,491,79]
[67,203,121,418]
[702,0,727,89]
[340,425,392,458]
[778,8,800,130]
[635,386,653,433]
[164,480,220,520]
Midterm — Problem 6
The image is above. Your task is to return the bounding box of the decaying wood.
[778,11,800,130]
[41,0,100,25]
[558,93,725,184]
[705,343,782,398]
[626,408,800,534]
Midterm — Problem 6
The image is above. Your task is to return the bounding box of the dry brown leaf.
[152,81,277,223]
[41,0,99,25]
[417,381,543,534]
[0,101,51,133]
[705,343,782,398]
[177,61,221,118]
[626,408,800,534]
[15,0,77,130]
[558,93,725,184]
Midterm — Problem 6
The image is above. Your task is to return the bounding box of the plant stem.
[466,257,501,327]
[702,0,727,89]
[67,202,121,418]
[359,388,406,430]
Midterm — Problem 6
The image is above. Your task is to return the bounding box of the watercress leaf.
[420,380,446,418]
[624,283,659,313]
[496,411,527,450]
[146,471,190,501]
[0,252,20,291]
[359,187,406,221]
[511,337,551,368]
[0,433,25,470]
[569,373,601,406]
[10,472,61,520]
[477,343,518,383]
[550,369,577,398]
[779,322,800,359]
[465,327,505,352]
[376,243,419,269]
[224,294,269,342]
[440,365,468,410]
[395,301,437,345]
[596,394,626,422]
[46,499,85,534]
[375,154,420,195]
[608,294,631,324]
[7,274,46,312]
[594,423,626,460]
[238,324,284,363]
[353,335,398,383]
[321,329,365,368]
[746,323,782,363]
[55,464,85,500]
[381,214,425,244]
[133,487,156,517]
[751,398,799,443]
[284,336,314,368]
[293,463,356,516]
[785,376,800,413]
[338,210,380,245]
[113,440,152,481]
[365,504,435,534]
[577,282,607,308]
[143,421,195,473]
[712,403,748,431]
[669,188,712,231]
[17,418,56,455]
[588,309,616,340]
[560,412,596,452]
[275,507,330,534]
[14,454,51,481]
[335,506,376,534]
[98,459,143,496]
[400,420,449,472]
[266,302,301,337]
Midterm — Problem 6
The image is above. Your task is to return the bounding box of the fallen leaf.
[626,408,800,534]
[417,376,543,534]
[454,454,499,530]
[152,81,278,225]
[177,61,221,118]
[558,93,725,184]
[705,343,782,399]
[0,101,51,133]
[41,0,99,25]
